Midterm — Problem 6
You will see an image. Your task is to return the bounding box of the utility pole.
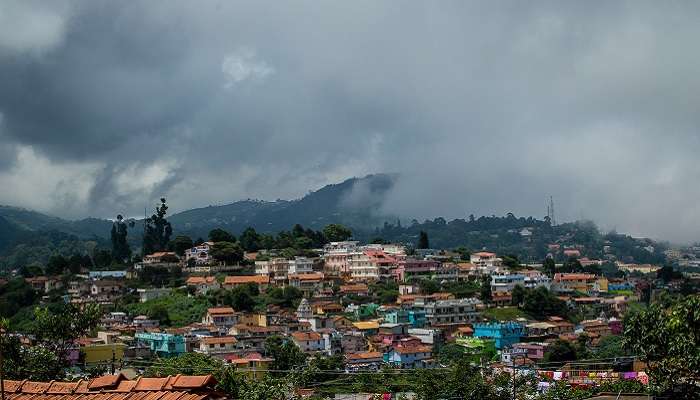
[0,325,6,400]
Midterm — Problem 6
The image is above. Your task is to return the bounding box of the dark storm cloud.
[1,1,700,242]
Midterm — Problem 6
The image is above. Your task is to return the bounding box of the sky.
[1,1,699,243]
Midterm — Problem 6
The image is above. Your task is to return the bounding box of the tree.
[417,231,430,249]
[624,295,700,398]
[417,279,440,295]
[210,241,244,265]
[593,335,630,359]
[143,198,173,256]
[545,339,578,362]
[322,224,352,242]
[239,227,261,252]
[511,284,526,306]
[45,254,68,276]
[209,228,236,243]
[480,275,492,304]
[656,265,678,283]
[169,235,193,256]
[147,304,171,325]
[437,343,467,365]
[543,257,556,276]
[413,359,492,400]
[0,303,102,380]
[264,336,306,372]
[110,214,131,263]
[522,287,568,320]
[226,283,259,312]
[502,254,520,269]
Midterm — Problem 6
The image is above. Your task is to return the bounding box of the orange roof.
[146,252,177,258]
[288,273,324,281]
[201,336,238,345]
[2,375,220,400]
[554,273,596,281]
[224,275,269,285]
[186,276,217,285]
[339,284,369,292]
[207,307,235,315]
[472,252,496,257]
[393,345,432,354]
[291,331,322,341]
[346,351,383,361]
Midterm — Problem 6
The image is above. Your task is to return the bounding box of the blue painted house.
[384,309,426,328]
[135,332,187,357]
[473,322,524,349]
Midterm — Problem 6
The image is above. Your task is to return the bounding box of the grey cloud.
[0,1,699,242]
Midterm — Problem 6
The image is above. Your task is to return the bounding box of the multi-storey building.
[348,250,397,281]
[470,252,502,273]
[395,260,458,282]
[322,241,360,276]
[196,336,240,356]
[522,270,551,290]
[202,307,238,329]
[423,298,481,325]
[288,257,314,275]
[185,242,215,265]
[490,272,525,294]
[551,273,598,294]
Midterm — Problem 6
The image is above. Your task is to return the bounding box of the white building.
[291,331,324,353]
[490,272,525,294]
[288,257,314,275]
[470,251,502,272]
[424,298,482,325]
[185,242,215,265]
[197,336,239,355]
[322,241,359,275]
[522,270,551,290]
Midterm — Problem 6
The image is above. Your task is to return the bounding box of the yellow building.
[81,343,126,364]
[229,355,273,380]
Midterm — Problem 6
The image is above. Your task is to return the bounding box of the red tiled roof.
[346,351,383,361]
[206,307,235,315]
[554,273,596,281]
[2,375,222,400]
[186,276,217,285]
[393,345,432,354]
[288,273,324,281]
[291,331,322,341]
[224,275,269,285]
[201,336,237,345]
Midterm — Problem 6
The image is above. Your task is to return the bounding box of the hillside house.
[291,331,324,353]
[186,276,220,294]
[203,307,238,329]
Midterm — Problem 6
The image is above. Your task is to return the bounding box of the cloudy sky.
[0,1,699,242]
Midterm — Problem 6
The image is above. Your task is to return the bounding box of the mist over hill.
[0,173,669,267]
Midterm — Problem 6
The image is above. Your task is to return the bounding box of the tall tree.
[210,241,244,265]
[239,227,261,252]
[169,235,193,256]
[480,275,492,304]
[110,214,131,263]
[417,230,430,249]
[543,257,556,276]
[209,228,236,243]
[143,198,173,256]
[322,224,352,242]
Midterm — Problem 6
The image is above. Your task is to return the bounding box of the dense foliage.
[623,294,700,398]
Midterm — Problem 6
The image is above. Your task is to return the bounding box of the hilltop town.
[1,199,698,399]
